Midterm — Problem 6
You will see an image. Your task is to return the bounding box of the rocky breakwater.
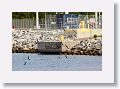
[12,29,63,53]
[12,29,102,55]
[64,37,102,56]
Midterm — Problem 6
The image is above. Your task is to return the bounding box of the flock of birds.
[23,55,68,66]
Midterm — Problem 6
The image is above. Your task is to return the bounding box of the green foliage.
[12,12,36,19]
[12,12,100,19]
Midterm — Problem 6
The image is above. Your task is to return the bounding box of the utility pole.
[36,12,39,29]
[71,14,72,29]
[99,12,101,26]
[87,12,89,29]
[95,12,98,29]
[65,12,69,14]
[45,12,47,41]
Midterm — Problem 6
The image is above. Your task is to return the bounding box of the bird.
[28,55,30,60]
[24,61,27,65]
[65,54,68,59]
[58,56,61,59]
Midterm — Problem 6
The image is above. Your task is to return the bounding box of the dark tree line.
[12,12,36,19]
[12,12,102,19]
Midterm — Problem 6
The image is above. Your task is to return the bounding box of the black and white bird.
[28,55,30,60]
[65,55,68,59]
[24,61,27,65]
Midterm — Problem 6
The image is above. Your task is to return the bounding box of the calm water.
[12,53,102,71]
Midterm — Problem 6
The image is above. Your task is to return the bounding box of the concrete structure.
[64,28,102,39]
[37,42,62,53]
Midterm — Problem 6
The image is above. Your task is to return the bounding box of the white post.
[65,12,69,14]
[71,14,72,29]
[99,12,101,25]
[87,13,89,29]
[36,12,39,29]
[95,12,98,29]
[45,12,47,41]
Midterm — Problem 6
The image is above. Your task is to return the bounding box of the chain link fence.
[12,18,36,29]
[12,14,102,30]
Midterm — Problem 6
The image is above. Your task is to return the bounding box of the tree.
[12,12,100,19]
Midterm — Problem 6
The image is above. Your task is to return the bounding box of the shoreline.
[12,30,102,56]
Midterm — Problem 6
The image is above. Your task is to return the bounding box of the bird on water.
[28,55,30,60]
[65,54,68,59]
[24,61,27,65]
[58,56,61,59]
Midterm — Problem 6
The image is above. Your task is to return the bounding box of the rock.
[12,30,102,55]
[69,37,102,56]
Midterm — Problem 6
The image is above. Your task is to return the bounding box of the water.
[12,53,102,71]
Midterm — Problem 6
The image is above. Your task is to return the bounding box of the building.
[56,14,80,29]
